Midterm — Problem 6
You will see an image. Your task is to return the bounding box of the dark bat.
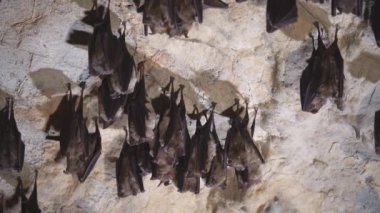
[205,130,227,189]
[98,77,127,128]
[152,82,191,184]
[175,106,203,193]
[266,0,298,33]
[151,78,173,181]
[109,28,136,94]
[332,0,363,16]
[375,110,380,154]
[235,106,262,190]
[47,83,102,182]
[224,101,264,172]
[88,0,123,76]
[20,171,41,213]
[370,0,380,47]
[125,62,155,145]
[116,130,144,197]
[300,25,344,113]
[0,97,25,171]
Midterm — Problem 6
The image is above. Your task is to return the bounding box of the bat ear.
[163,77,174,94]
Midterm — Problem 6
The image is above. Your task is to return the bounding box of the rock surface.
[1,0,380,212]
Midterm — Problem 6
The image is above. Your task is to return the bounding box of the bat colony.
[0,0,380,209]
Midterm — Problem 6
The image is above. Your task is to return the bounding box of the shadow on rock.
[30,68,73,98]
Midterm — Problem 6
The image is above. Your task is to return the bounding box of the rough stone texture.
[1,0,380,212]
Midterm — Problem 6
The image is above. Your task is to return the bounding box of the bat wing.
[109,31,136,94]
[22,171,41,213]
[136,142,152,175]
[266,0,298,33]
[193,0,203,23]
[0,98,25,171]
[127,63,152,144]
[78,120,102,182]
[98,77,127,128]
[371,0,380,47]
[88,3,123,76]
[374,111,380,154]
[116,140,144,197]
[205,119,227,188]
[330,30,344,109]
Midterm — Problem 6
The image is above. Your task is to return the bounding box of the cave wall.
[1,0,380,212]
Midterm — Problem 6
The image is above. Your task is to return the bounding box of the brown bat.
[0,97,25,171]
[300,25,344,113]
[369,0,380,47]
[20,171,41,213]
[88,0,123,76]
[108,28,136,95]
[234,106,262,190]
[125,62,155,145]
[152,80,190,184]
[0,171,40,213]
[98,76,127,128]
[266,0,298,33]
[116,130,145,197]
[223,100,264,172]
[374,110,380,154]
[150,78,173,182]
[46,83,102,182]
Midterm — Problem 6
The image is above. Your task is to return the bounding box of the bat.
[109,28,136,95]
[332,0,363,16]
[20,171,41,213]
[174,105,203,193]
[88,0,123,76]
[224,100,264,173]
[300,25,344,113]
[46,83,102,182]
[0,97,25,171]
[370,0,380,47]
[125,62,155,145]
[235,106,262,190]
[116,130,145,197]
[152,81,190,184]
[150,78,173,181]
[0,171,41,212]
[375,111,380,154]
[266,0,298,33]
[98,77,127,128]
[138,0,228,37]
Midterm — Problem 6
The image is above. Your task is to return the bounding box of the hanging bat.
[370,0,380,47]
[266,0,298,33]
[20,171,41,213]
[109,28,136,95]
[46,83,102,182]
[152,82,190,184]
[125,62,155,145]
[332,0,363,16]
[223,100,264,173]
[174,106,203,193]
[116,131,145,197]
[300,25,344,113]
[88,0,123,76]
[98,77,127,128]
[375,111,380,154]
[235,106,262,190]
[0,97,25,171]
[151,78,173,181]
[138,0,228,37]
[0,171,41,212]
